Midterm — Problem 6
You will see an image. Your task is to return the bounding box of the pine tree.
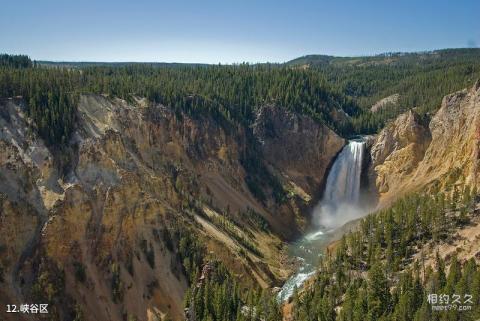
[367,262,390,320]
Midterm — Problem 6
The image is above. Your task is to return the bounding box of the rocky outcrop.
[370,110,431,194]
[253,105,345,198]
[370,81,480,204]
[0,95,342,321]
[370,94,400,113]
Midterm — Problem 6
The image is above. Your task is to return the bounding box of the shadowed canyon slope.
[253,105,345,199]
[0,95,344,321]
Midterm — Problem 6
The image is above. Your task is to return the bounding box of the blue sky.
[1,0,479,63]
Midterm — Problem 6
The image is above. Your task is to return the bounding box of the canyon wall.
[0,95,343,321]
[370,81,480,205]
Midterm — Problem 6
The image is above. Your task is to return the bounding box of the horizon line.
[4,47,479,65]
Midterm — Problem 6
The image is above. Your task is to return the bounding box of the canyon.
[0,93,344,321]
[1,69,479,321]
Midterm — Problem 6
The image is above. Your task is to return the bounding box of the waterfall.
[278,139,368,301]
[313,140,366,229]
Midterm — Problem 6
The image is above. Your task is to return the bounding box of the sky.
[1,0,479,64]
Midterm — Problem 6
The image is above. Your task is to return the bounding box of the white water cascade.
[313,140,366,230]
[278,139,367,301]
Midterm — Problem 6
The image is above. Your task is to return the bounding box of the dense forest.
[0,54,33,68]
[183,261,281,321]
[2,49,479,148]
[0,54,357,147]
[288,49,480,132]
[291,186,480,321]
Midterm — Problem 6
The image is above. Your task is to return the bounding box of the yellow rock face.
[370,82,480,205]
[1,95,343,321]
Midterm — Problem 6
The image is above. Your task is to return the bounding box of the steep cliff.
[0,95,343,321]
[370,81,480,204]
[253,105,345,202]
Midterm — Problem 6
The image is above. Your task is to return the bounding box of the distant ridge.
[286,48,480,67]
[27,48,480,67]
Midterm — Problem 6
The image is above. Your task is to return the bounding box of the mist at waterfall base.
[278,140,370,301]
[314,140,368,230]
